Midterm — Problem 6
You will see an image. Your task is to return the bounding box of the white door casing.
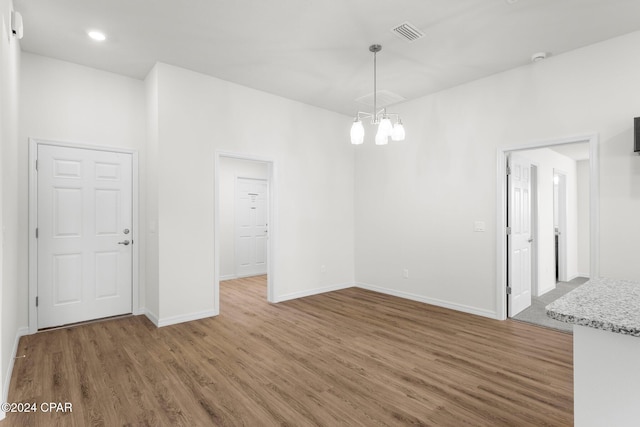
[496,134,599,321]
[554,170,568,282]
[530,164,539,297]
[37,144,133,329]
[508,153,533,317]
[235,178,268,277]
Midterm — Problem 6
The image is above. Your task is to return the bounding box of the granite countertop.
[546,277,640,337]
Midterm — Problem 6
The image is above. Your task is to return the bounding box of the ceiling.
[14,0,640,116]
[549,142,590,161]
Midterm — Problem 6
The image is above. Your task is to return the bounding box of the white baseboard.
[155,309,217,328]
[2,326,30,419]
[356,282,497,319]
[274,282,354,303]
[273,281,497,319]
[220,273,270,282]
[236,272,267,279]
[144,310,160,327]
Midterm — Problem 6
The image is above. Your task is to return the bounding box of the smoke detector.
[531,52,550,63]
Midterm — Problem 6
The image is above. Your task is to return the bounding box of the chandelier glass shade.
[350,44,405,145]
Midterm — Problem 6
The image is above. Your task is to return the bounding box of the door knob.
[118,240,130,246]
[528,238,534,243]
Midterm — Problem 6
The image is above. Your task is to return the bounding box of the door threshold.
[38,313,134,332]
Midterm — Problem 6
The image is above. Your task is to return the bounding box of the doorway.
[214,152,276,314]
[497,134,599,321]
[29,139,139,333]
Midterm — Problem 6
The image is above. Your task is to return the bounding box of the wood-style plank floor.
[6,276,573,426]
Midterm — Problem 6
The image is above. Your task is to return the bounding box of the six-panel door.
[235,178,268,278]
[508,153,533,317]
[37,145,133,329]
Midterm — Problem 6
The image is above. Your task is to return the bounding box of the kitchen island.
[546,277,640,427]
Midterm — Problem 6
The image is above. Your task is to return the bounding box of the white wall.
[12,21,640,330]
[219,157,269,280]
[16,55,355,329]
[19,53,147,322]
[355,30,640,318]
[517,148,578,295]
[148,63,355,324]
[0,0,21,417]
[577,159,590,277]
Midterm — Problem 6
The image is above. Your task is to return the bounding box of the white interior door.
[235,178,268,277]
[37,144,133,329]
[508,153,533,317]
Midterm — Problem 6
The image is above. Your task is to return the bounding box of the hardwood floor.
[7,276,573,426]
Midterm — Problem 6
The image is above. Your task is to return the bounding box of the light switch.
[474,221,486,232]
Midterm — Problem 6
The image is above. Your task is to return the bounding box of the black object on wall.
[635,117,640,153]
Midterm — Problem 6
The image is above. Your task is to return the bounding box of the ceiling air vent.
[391,21,424,42]
[355,90,406,108]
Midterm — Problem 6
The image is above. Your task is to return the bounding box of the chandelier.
[350,44,405,145]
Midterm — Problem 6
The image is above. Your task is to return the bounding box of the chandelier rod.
[369,44,382,122]
[373,46,377,119]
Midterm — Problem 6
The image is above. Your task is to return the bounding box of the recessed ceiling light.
[88,30,106,41]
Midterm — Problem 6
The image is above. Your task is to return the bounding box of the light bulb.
[375,129,388,145]
[378,117,393,137]
[391,122,405,141]
[350,119,364,145]
[88,30,107,41]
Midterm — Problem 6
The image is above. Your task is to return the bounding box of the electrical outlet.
[403,269,409,279]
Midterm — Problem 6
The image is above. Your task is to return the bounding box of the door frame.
[530,164,539,297]
[28,138,140,334]
[496,133,599,320]
[554,169,569,282]
[214,151,276,314]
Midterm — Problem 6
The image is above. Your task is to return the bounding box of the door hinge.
[506,226,511,235]
[35,228,38,238]
[506,286,512,295]
[35,296,39,307]
[35,159,38,171]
